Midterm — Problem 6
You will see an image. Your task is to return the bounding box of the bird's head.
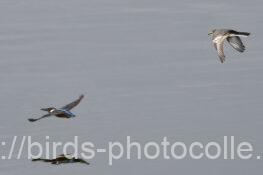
[208,29,216,35]
[41,107,56,113]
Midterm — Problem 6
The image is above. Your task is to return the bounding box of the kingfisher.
[28,94,84,122]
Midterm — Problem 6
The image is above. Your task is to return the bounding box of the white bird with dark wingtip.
[208,29,250,63]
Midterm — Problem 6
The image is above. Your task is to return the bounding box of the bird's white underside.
[213,36,222,43]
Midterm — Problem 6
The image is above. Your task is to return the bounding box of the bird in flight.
[28,94,84,122]
[208,29,250,63]
[32,154,90,165]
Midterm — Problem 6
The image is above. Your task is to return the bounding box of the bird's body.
[28,94,84,122]
[41,108,76,118]
[55,109,75,118]
[208,29,250,63]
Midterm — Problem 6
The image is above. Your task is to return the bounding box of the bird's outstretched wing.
[215,35,228,63]
[61,94,84,111]
[78,158,90,165]
[227,36,245,52]
[213,43,217,50]
[28,113,51,122]
[32,158,52,162]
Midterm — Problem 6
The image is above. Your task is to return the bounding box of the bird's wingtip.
[28,118,37,122]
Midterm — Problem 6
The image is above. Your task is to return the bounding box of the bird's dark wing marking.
[227,36,245,52]
[32,158,52,162]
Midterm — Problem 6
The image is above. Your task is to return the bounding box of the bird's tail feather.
[237,32,250,37]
